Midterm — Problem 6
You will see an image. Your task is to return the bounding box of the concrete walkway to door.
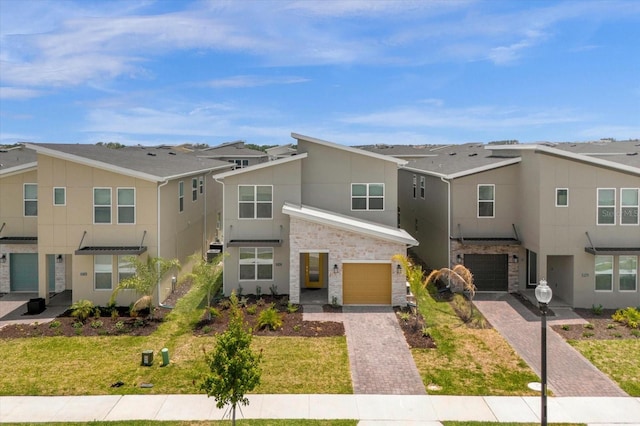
[474,293,627,397]
[304,305,426,395]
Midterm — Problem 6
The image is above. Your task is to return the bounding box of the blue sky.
[1,0,639,147]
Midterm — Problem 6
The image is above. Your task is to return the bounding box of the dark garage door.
[10,253,39,292]
[464,254,508,291]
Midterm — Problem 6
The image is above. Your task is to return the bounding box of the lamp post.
[535,279,553,426]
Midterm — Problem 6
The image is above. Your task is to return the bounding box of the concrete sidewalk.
[1,394,640,424]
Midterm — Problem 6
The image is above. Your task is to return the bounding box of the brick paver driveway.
[474,293,627,397]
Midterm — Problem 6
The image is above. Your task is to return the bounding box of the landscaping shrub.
[612,307,640,329]
[70,299,94,323]
[256,305,283,331]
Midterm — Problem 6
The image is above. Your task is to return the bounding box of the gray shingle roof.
[25,143,232,181]
[198,141,268,158]
[0,145,37,174]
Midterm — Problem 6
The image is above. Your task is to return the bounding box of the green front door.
[10,253,38,292]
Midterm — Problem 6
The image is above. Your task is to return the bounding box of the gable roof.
[292,133,408,166]
[282,202,419,246]
[24,143,232,182]
[197,140,268,158]
[213,152,307,180]
[0,145,38,177]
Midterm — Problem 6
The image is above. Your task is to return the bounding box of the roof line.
[291,132,408,166]
[213,153,307,179]
[0,162,38,177]
[489,144,640,175]
[402,158,521,179]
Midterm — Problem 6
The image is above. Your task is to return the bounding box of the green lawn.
[1,421,357,426]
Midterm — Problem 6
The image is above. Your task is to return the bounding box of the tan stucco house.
[213,133,418,306]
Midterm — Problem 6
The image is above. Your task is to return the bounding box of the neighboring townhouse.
[363,140,640,309]
[0,145,40,293]
[213,133,418,306]
[1,143,232,307]
[195,140,269,169]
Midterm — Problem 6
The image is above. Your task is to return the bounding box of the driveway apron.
[474,293,627,397]
[342,306,426,395]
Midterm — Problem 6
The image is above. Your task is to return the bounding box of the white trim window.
[94,255,113,290]
[24,183,37,216]
[412,175,417,199]
[178,181,184,213]
[621,188,639,225]
[118,256,136,283]
[238,185,273,219]
[595,255,613,291]
[199,176,204,194]
[555,188,568,207]
[94,188,111,224]
[53,187,66,206]
[230,159,249,168]
[192,178,198,201]
[420,176,426,199]
[351,183,384,211]
[597,188,616,225]
[117,188,135,224]
[477,184,495,218]
[619,256,638,292]
[239,247,273,280]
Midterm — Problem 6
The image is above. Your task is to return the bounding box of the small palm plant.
[70,299,94,323]
[182,252,225,321]
[110,255,181,316]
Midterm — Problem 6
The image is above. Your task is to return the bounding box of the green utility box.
[141,350,154,366]
[161,348,169,366]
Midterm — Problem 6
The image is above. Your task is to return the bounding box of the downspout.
[440,176,452,267]
[214,176,225,294]
[157,180,170,308]
[203,171,213,256]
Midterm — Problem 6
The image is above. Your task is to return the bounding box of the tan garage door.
[343,263,391,305]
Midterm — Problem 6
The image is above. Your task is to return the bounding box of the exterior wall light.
[333,264,339,274]
[56,254,63,263]
[396,264,402,274]
[513,254,519,263]
[0,254,6,264]
[456,254,463,264]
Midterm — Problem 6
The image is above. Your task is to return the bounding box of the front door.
[304,253,323,288]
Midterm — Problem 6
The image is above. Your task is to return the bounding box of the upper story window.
[239,247,273,280]
[420,176,426,199]
[556,188,568,207]
[412,175,417,199]
[352,183,384,211]
[24,183,37,216]
[199,176,204,194]
[477,184,495,218]
[597,188,615,225]
[192,178,198,202]
[595,255,613,291]
[117,188,135,224]
[94,188,111,224]
[621,188,639,225]
[230,159,249,168]
[178,181,184,213]
[53,187,66,206]
[239,185,272,219]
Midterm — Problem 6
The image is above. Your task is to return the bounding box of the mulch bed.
[394,306,437,349]
[551,308,640,341]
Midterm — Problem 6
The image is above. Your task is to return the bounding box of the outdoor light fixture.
[56,254,63,263]
[456,254,462,264]
[513,254,519,263]
[396,264,402,274]
[535,279,553,426]
[0,254,6,264]
[333,264,339,274]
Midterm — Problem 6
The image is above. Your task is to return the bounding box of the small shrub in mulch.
[394,306,436,349]
[552,307,640,341]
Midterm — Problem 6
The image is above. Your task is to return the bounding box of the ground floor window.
[239,247,273,280]
[619,256,638,291]
[94,255,113,290]
[595,255,638,292]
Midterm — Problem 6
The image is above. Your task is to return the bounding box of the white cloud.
[0,87,44,99]
[207,75,309,89]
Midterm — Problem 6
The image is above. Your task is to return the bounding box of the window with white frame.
[597,188,615,225]
[178,181,184,212]
[94,188,111,224]
[412,175,417,199]
[24,183,37,216]
[192,178,198,201]
[619,256,638,291]
[420,176,425,199]
[477,184,495,218]
[94,255,113,290]
[351,183,384,210]
[118,256,136,283]
[238,185,272,219]
[239,247,273,280]
[621,188,639,225]
[556,188,568,207]
[117,188,135,224]
[595,255,613,291]
[230,159,249,168]
[53,187,66,206]
[199,176,204,194]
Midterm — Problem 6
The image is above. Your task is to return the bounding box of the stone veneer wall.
[450,240,520,293]
[288,216,407,305]
[0,244,38,293]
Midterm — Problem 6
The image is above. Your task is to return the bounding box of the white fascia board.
[163,163,234,181]
[213,152,307,180]
[25,143,164,183]
[489,144,640,176]
[291,132,408,166]
[282,202,419,246]
[402,158,521,180]
[0,162,38,178]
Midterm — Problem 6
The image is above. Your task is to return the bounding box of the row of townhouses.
[1,134,638,309]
